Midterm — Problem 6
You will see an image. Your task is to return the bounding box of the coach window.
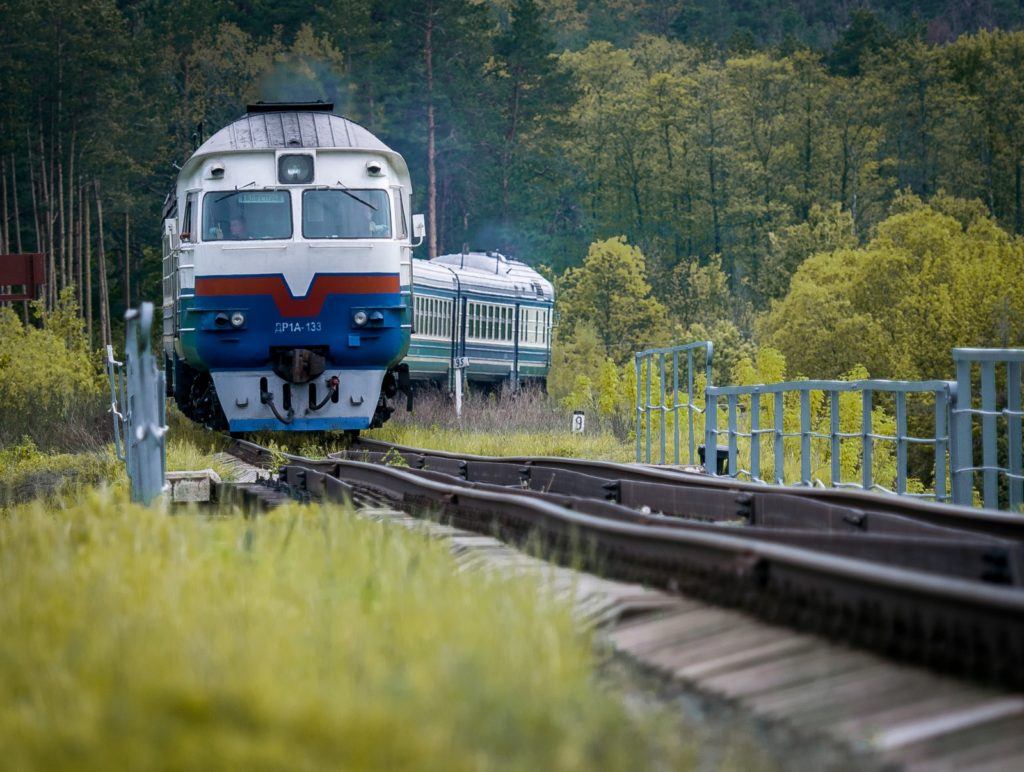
[203,191,292,241]
[303,189,391,239]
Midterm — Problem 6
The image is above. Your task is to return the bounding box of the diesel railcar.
[407,251,554,389]
[161,102,418,432]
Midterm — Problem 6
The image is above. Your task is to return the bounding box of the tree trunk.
[28,131,40,254]
[425,6,438,258]
[124,210,131,308]
[12,153,22,253]
[67,131,75,296]
[85,191,93,345]
[95,180,111,348]
[1016,157,1022,236]
[41,129,55,308]
[76,180,83,308]
[58,153,67,293]
[1,155,9,255]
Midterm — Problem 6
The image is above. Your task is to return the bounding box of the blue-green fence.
[636,342,1024,511]
[951,349,1024,510]
[634,341,713,466]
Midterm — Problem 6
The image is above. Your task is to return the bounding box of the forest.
[1,0,1023,382]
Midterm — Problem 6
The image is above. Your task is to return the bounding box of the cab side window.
[181,193,198,242]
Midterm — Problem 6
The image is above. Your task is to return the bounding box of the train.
[161,102,553,434]
[406,251,553,389]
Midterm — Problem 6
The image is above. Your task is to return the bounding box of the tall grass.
[369,385,634,461]
[0,492,689,769]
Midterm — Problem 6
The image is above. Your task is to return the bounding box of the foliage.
[4,1,1024,449]
[0,438,120,507]
[557,237,667,362]
[0,492,686,768]
[761,199,1024,379]
[0,290,106,450]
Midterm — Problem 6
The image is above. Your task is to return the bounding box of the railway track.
[224,436,1024,692]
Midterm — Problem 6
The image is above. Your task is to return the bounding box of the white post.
[455,369,463,419]
[453,356,468,421]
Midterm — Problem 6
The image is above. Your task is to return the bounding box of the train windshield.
[302,189,391,239]
[202,191,292,241]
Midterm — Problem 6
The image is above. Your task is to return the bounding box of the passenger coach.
[407,251,554,389]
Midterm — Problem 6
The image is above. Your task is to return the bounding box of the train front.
[163,104,414,432]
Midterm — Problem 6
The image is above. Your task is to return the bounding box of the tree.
[373,0,491,257]
[557,237,667,362]
[760,198,1024,379]
[486,0,573,249]
[828,9,892,77]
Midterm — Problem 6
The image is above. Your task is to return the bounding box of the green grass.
[0,492,690,770]
[366,424,634,462]
[165,407,235,480]
[0,439,123,506]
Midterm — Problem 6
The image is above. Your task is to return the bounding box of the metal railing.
[704,378,954,501]
[951,349,1024,510]
[106,303,167,505]
[635,342,713,465]
[636,342,1024,511]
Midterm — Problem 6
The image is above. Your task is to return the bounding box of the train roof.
[193,108,394,156]
[414,252,554,301]
[179,103,411,192]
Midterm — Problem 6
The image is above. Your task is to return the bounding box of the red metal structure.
[0,253,45,301]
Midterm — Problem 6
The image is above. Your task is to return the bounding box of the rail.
[224,436,1024,688]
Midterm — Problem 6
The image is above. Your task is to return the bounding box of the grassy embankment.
[0,491,690,769]
[366,386,634,462]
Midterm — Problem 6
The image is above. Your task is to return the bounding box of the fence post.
[774,391,785,485]
[645,354,652,464]
[799,390,811,485]
[672,350,680,465]
[829,390,841,487]
[634,354,642,463]
[727,394,738,476]
[895,391,908,495]
[750,391,761,481]
[705,390,718,474]
[659,353,667,465]
[1009,361,1023,511]
[980,360,999,509]
[934,385,950,503]
[952,355,973,506]
[106,303,167,505]
[687,349,696,464]
[862,389,873,491]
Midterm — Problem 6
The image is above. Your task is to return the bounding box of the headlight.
[278,154,314,184]
[230,312,245,328]
[353,310,368,327]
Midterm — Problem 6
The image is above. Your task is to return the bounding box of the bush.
[0,291,107,451]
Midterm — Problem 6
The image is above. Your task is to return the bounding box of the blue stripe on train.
[181,292,409,371]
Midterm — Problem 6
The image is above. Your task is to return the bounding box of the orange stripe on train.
[195,274,400,318]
